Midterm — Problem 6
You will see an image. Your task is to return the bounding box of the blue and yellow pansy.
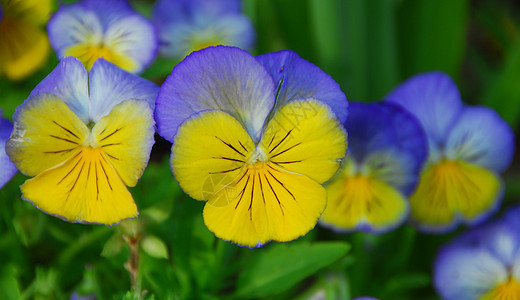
[152,0,255,58]
[155,46,348,247]
[6,57,158,225]
[0,0,51,80]
[386,72,515,232]
[320,102,427,233]
[435,206,520,300]
[48,0,157,73]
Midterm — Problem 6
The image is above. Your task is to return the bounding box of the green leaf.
[0,266,21,300]
[235,241,350,298]
[396,0,469,80]
[480,39,520,128]
[380,272,430,298]
[141,235,170,260]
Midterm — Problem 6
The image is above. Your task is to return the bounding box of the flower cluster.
[0,2,518,299]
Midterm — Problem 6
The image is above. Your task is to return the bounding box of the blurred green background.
[1,0,519,299]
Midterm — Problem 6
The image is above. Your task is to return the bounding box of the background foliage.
[1,0,519,299]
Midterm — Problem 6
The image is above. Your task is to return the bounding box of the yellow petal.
[7,94,88,177]
[410,160,502,231]
[480,278,520,300]
[93,100,154,187]
[259,99,347,184]
[6,0,52,24]
[321,175,408,232]
[64,43,138,72]
[204,162,326,247]
[21,147,137,225]
[0,18,50,80]
[171,110,255,201]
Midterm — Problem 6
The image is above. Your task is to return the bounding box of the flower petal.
[445,106,515,173]
[410,160,502,233]
[0,116,17,188]
[157,14,255,58]
[385,71,463,158]
[9,0,52,25]
[102,14,157,73]
[20,146,138,225]
[47,4,104,59]
[256,50,348,123]
[93,100,155,187]
[435,245,507,300]
[171,109,255,201]
[7,94,88,177]
[344,102,427,194]
[88,59,159,122]
[259,99,347,184]
[320,174,408,233]
[0,18,50,80]
[29,57,90,123]
[156,46,275,142]
[203,163,326,248]
[152,0,242,26]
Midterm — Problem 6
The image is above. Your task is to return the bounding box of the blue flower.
[155,46,348,247]
[1,112,17,188]
[320,102,427,233]
[434,206,520,299]
[48,0,157,73]
[152,0,255,58]
[385,72,515,232]
[7,57,158,225]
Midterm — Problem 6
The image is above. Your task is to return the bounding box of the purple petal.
[256,50,348,123]
[152,0,241,26]
[1,116,17,188]
[445,106,515,173]
[30,57,90,123]
[155,46,275,142]
[88,59,159,122]
[434,245,507,300]
[385,71,463,157]
[344,102,427,194]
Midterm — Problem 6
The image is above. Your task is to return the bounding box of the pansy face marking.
[48,0,157,73]
[156,46,348,247]
[7,57,158,225]
[320,102,427,233]
[385,72,515,232]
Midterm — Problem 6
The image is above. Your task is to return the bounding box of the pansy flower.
[1,112,17,188]
[155,46,348,247]
[320,102,427,233]
[152,0,254,59]
[48,0,157,73]
[6,57,158,225]
[435,206,520,300]
[385,72,515,232]
[0,0,51,80]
